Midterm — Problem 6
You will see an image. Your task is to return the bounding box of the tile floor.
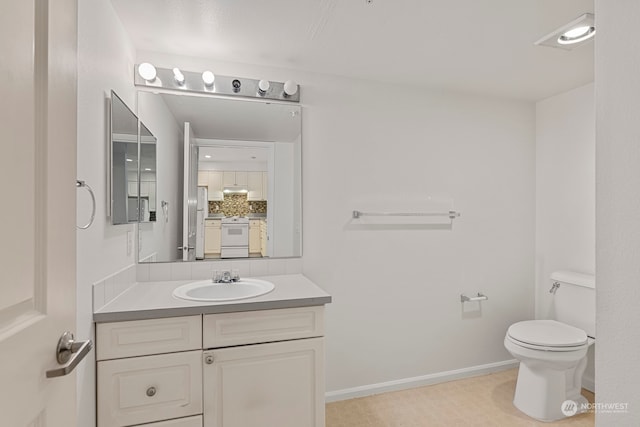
[326,368,594,427]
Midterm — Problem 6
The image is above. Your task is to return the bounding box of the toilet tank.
[551,271,596,338]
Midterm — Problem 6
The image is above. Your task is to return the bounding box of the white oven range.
[220,216,249,258]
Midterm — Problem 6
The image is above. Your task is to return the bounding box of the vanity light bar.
[134,64,300,103]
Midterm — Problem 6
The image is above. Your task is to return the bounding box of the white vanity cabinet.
[96,306,326,427]
[96,316,204,427]
[202,307,325,427]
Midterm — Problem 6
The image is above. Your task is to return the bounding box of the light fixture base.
[134,65,300,102]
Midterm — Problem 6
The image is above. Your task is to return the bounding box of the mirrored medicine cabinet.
[109,91,157,225]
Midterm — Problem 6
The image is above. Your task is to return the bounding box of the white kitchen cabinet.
[247,171,263,200]
[196,171,223,201]
[197,171,208,187]
[260,220,267,256]
[222,171,247,187]
[207,171,223,200]
[262,171,268,200]
[203,338,324,427]
[204,219,221,255]
[249,219,261,253]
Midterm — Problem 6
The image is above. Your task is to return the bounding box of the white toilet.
[504,271,595,422]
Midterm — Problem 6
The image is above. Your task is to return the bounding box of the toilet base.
[513,356,588,422]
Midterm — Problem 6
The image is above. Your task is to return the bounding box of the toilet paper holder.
[460,293,488,303]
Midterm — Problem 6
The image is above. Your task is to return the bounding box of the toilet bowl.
[504,320,593,421]
[504,271,595,422]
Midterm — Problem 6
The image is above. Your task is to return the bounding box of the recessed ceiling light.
[558,25,595,45]
[534,13,595,50]
[205,155,212,159]
[144,168,152,171]
[126,158,133,162]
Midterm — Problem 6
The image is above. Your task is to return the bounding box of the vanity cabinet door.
[203,338,324,427]
[97,351,203,427]
[96,315,202,360]
[202,306,324,349]
[137,415,202,427]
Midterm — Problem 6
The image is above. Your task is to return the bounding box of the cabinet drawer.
[137,415,202,427]
[96,316,202,361]
[97,351,203,427]
[203,306,324,349]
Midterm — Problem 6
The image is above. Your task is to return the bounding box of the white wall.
[76,0,136,425]
[137,51,536,394]
[596,2,640,425]
[535,82,595,389]
[137,92,184,262]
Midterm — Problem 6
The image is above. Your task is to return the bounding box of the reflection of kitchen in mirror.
[196,145,270,260]
[137,91,301,264]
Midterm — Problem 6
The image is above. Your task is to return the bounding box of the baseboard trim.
[325,359,519,403]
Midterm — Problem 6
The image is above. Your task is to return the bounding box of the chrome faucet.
[549,281,560,294]
[213,270,240,283]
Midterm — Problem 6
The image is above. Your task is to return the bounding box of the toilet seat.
[507,320,587,351]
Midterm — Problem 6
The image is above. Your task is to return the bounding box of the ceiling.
[156,92,301,142]
[111,0,594,101]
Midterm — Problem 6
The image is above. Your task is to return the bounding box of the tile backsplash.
[137,258,303,282]
[93,263,137,312]
[209,194,267,216]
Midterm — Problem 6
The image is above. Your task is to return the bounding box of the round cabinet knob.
[205,355,214,365]
[146,386,157,397]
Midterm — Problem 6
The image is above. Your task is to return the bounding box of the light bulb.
[283,80,298,97]
[202,71,215,87]
[557,25,595,45]
[138,63,157,82]
[173,68,185,85]
[258,79,270,96]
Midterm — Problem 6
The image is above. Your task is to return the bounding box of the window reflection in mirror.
[110,91,139,224]
[137,91,301,263]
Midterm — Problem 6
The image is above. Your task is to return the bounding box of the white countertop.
[94,274,331,323]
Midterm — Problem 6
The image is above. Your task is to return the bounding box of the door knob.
[46,332,93,378]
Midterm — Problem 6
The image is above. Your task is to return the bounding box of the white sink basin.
[172,278,275,302]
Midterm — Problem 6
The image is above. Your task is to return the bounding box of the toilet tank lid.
[551,271,595,289]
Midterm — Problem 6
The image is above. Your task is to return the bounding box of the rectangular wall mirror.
[110,91,140,224]
[137,91,302,263]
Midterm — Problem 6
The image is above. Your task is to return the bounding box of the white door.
[182,122,198,261]
[0,0,82,425]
